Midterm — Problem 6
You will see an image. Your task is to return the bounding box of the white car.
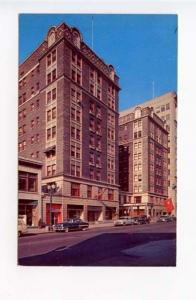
[114,216,134,226]
[18,218,27,236]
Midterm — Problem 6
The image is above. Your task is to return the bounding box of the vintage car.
[114,216,136,226]
[53,218,89,232]
[18,218,27,236]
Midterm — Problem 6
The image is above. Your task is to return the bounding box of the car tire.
[82,227,87,231]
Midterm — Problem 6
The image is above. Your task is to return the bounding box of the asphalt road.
[18,222,176,267]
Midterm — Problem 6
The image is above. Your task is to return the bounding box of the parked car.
[157,215,174,223]
[53,218,89,232]
[132,215,150,225]
[114,216,135,226]
[18,218,27,236]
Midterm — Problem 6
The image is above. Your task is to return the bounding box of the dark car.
[54,218,89,232]
[135,215,150,225]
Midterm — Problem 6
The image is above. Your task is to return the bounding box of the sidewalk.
[26,221,114,235]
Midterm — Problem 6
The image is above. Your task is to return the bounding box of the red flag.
[164,198,174,213]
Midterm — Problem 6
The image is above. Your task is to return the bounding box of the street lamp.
[47,182,57,231]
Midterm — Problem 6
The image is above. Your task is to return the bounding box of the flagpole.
[152,80,155,98]
[91,15,94,50]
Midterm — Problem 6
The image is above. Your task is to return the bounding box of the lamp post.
[47,182,56,231]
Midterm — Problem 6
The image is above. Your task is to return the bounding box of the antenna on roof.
[91,15,94,50]
[152,80,155,98]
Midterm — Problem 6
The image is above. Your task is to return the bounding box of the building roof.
[120,91,177,118]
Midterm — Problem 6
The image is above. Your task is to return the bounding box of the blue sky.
[19,14,177,111]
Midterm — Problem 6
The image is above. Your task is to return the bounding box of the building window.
[36,82,39,91]
[47,54,52,67]
[97,106,102,119]
[36,99,40,108]
[71,142,81,159]
[52,126,56,139]
[96,155,101,168]
[108,85,115,109]
[31,87,35,95]
[89,68,102,100]
[90,168,94,180]
[47,69,56,85]
[71,51,82,86]
[36,116,40,126]
[47,91,52,104]
[47,49,56,67]
[98,187,103,200]
[52,49,56,63]
[47,128,51,140]
[31,103,35,111]
[52,88,56,100]
[52,107,56,119]
[87,185,92,198]
[97,138,101,151]
[90,136,95,148]
[71,183,80,197]
[36,134,40,143]
[96,120,101,135]
[108,189,114,201]
[31,136,35,144]
[89,152,95,165]
[89,118,96,132]
[19,171,38,192]
[166,103,170,110]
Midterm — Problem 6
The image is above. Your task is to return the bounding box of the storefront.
[18,199,38,226]
[67,204,83,219]
[46,203,62,225]
[105,207,116,220]
[87,206,102,222]
[18,157,42,227]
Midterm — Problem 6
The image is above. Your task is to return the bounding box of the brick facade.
[18,22,120,224]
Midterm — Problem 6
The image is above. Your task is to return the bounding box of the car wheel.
[65,228,69,233]
[82,227,87,231]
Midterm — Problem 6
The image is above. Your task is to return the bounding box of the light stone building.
[120,92,177,215]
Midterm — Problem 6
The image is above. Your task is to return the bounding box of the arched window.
[134,107,141,119]
[48,29,56,47]
[73,30,81,48]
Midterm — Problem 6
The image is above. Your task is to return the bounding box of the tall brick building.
[18,22,120,225]
[119,106,168,217]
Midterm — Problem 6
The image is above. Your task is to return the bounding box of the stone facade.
[120,92,177,215]
[119,106,168,217]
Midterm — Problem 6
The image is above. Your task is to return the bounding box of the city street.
[18,222,176,266]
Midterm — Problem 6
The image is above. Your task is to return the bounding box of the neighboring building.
[119,106,168,217]
[120,92,177,215]
[18,157,42,226]
[18,22,120,224]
